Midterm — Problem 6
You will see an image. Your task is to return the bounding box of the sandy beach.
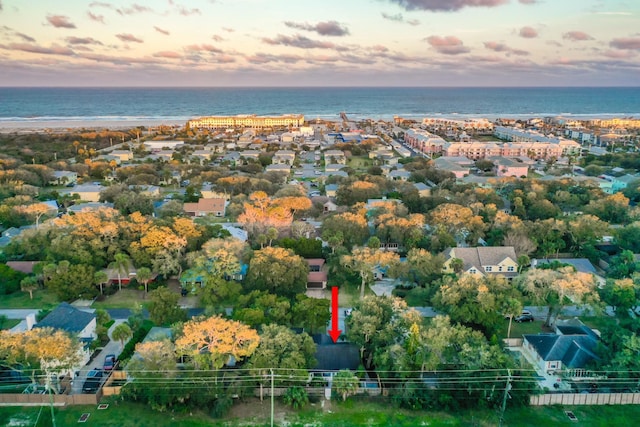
[0,119,186,133]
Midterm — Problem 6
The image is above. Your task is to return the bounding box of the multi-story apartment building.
[187,114,304,129]
[404,129,448,155]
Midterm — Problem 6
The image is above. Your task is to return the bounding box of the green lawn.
[0,318,21,330]
[497,319,549,340]
[92,289,149,310]
[0,289,59,309]
[4,400,640,427]
[347,157,372,171]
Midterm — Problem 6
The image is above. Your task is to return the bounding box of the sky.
[0,0,639,86]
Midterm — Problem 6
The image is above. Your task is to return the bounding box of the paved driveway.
[71,319,128,394]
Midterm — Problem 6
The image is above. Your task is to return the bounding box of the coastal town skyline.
[0,0,639,87]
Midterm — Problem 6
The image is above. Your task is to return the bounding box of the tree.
[0,263,27,295]
[342,247,400,299]
[20,276,39,300]
[14,203,52,229]
[109,253,130,291]
[600,278,636,315]
[234,291,292,327]
[176,316,260,370]
[111,323,133,348]
[246,247,308,299]
[517,267,598,326]
[402,248,444,287]
[502,297,523,339]
[147,287,186,326]
[94,270,108,295]
[332,370,359,401]
[292,294,331,334]
[44,261,97,301]
[0,328,83,393]
[283,386,309,409]
[136,267,153,293]
[321,212,370,249]
[566,214,609,254]
[429,203,485,245]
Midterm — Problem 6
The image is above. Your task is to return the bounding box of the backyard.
[3,398,640,427]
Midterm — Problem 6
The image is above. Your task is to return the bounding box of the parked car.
[103,354,116,371]
[82,369,103,393]
[515,311,534,322]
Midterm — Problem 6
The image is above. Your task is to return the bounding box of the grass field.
[3,399,640,427]
[92,289,150,310]
[497,319,549,340]
[0,289,59,309]
[0,318,21,330]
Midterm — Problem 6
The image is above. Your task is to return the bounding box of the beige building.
[443,246,518,278]
[183,198,226,217]
[187,114,304,129]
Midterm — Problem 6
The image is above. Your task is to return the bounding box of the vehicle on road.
[82,369,103,393]
[103,354,116,371]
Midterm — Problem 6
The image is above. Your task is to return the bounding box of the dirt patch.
[222,397,324,426]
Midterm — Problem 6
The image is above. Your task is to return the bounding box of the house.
[103,261,139,285]
[108,150,134,162]
[183,198,226,217]
[66,202,114,214]
[144,140,184,152]
[312,334,360,371]
[325,184,338,198]
[388,169,411,181]
[433,157,470,179]
[239,150,261,161]
[413,182,432,197]
[35,303,97,343]
[6,261,39,275]
[63,183,105,202]
[325,164,347,173]
[265,164,291,174]
[523,319,600,373]
[324,150,346,165]
[323,201,338,213]
[306,259,327,289]
[487,156,529,178]
[273,150,296,165]
[443,246,518,278]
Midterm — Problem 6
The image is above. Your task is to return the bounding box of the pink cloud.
[153,51,182,59]
[610,37,640,50]
[262,34,338,50]
[66,37,103,45]
[154,26,170,35]
[388,0,508,12]
[184,44,223,53]
[483,41,529,56]
[426,35,470,55]
[5,42,74,55]
[563,31,594,42]
[116,33,144,43]
[602,49,637,59]
[519,26,538,38]
[87,11,105,24]
[46,15,76,29]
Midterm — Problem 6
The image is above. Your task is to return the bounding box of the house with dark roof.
[312,334,360,371]
[443,246,518,278]
[523,319,600,373]
[35,302,97,343]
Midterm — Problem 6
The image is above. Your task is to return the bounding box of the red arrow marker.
[328,286,342,343]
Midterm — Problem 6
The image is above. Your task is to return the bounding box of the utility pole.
[498,369,512,427]
[270,369,274,427]
[48,383,57,427]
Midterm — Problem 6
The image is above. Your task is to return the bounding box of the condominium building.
[187,114,305,129]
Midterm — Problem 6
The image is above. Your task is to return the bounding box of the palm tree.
[136,267,152,293]
[20,277,39,300]
[111,323,133,348]
[109,253,130,292]
[94,271,109,295]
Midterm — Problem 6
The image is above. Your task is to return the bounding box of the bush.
[283,386,309,410]
[118,320,153,363]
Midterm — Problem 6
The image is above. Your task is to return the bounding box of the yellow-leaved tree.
[176,316,260,370]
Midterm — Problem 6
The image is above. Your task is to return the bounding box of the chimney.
[26,313,36,331]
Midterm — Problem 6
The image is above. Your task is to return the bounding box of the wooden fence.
[0,391,100,406]
[531,393,640,406]
[102,371,126,397]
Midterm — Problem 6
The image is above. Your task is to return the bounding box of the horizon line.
[2,85,640,89]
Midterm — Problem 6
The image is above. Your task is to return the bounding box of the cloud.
[184,44,224,54]
[116,33,144,43]
[89,2,114,9]
[246,53,304,64]
[483,41,529,56]
[381,12,420,25]
[222,27,234,33]
[426,35,470,55]
[66,36,103,45]
[610,37,640,50]
[4,42,74,55]
[284,21,349,37]
[519,26,538,38]
[563,31,594,42]
[153,51,182,59]
[176,6,201,16]
[116,4,153,15]
[15,32,36,43]
[518,0,538,4]
[46,15,76,29]
[602,49,637,59]
[87,11,105,24]
[262,34,339,50]
[154,26,170,35]
[0,1,3,11]
[211,35,225,42]
[386,0,508,12]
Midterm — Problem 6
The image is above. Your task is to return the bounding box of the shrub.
[118,320,153,363]
[283,386,309,410]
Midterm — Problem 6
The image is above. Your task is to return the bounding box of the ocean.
[0,87,639,128]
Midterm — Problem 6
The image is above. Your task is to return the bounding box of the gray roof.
[35,302,95,334]
[524,333,599,369]
[312,334,360,371]
[446,246,518,277]
[534,258,597,275]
